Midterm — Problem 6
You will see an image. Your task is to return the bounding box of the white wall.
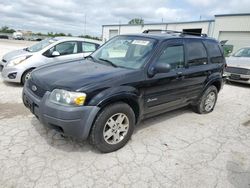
[213,15,250,52]
[102,14,250,50]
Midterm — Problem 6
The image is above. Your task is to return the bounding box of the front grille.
[226,67,250,75]
[28,80,47,98]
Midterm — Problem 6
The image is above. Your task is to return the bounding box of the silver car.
[225,47,250,84]
[0,37,102,84]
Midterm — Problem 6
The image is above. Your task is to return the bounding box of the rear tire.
[21,69,34,85]
[193,85,218,114]
[90,102,135,153]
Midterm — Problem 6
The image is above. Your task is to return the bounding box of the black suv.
[23,30,226,153]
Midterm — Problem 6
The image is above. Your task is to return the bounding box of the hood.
[2,49,32,62]
[31,60,138,91]
[226,56,250,69]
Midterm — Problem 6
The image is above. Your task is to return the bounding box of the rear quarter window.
[204,40,224,64]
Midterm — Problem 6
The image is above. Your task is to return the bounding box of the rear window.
[186,39,208,66]
[204,40,224,63]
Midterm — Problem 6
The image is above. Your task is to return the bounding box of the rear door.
[181,38,214,100]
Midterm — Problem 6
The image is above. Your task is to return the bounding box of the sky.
[0,0,250,37]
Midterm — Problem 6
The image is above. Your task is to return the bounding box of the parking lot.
[0,39,250,188]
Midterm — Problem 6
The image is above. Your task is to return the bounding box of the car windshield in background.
[92,36,157,69]
[27,38,57,52]
[233,48,250,57]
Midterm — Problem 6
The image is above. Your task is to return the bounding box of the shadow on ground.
[30,106,193,153]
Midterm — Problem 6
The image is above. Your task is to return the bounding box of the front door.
[143,39,189,117]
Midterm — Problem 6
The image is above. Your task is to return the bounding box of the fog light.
[8,72,17,79]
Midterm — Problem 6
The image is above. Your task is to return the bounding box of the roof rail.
[142,29,208,37]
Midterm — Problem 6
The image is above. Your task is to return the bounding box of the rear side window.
[204,41,224,63]
[157,45,185,70]
[82,42,98,52]
[186,40,207,66]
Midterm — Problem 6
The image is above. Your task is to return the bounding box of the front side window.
[186,40,207,66]
[91,36,157,69]
[27,38,57,52]
[233,48,250,57]
[156,45,185,70]
[82,42,98,52]
[53,41,78,56]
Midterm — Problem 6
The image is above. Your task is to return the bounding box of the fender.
[88,86,143,121]
[204,73,223,92]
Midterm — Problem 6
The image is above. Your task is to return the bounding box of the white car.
[0,37,102,84]
[225,47,250,84]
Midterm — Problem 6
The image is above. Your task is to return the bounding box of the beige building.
[102,13,250,52]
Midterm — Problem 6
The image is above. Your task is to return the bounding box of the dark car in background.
[23,30,226,153]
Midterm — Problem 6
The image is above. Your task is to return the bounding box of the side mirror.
[52,51,60,57]
[149,63,171,77]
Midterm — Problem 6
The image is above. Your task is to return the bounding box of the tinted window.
[157,45,184,70]
[82,42,98,52]
[204,40,223,63]
[186,40,207,66]
[54,41,78,55]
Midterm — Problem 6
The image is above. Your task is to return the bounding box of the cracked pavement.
[0,39,250,188]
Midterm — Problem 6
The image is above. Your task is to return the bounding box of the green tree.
[0,26,15,33]
[128,18,144,25]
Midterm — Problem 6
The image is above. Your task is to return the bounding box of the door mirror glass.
[52,51,60,57]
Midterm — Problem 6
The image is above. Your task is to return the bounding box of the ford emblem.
[31,85,37,91]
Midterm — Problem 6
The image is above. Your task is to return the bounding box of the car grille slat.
[226,67,250,75]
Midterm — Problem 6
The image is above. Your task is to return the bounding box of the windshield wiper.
[98,58,118,67]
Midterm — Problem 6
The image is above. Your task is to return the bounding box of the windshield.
[27,38,57,52]
[233,48,250,57]
[91,36,157,69]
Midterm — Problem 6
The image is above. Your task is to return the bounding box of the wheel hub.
[103,113,129,145]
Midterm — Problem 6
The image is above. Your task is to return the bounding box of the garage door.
[109,30,118,39]
[218,31,250,52]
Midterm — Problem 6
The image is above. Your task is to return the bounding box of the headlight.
[7,55,31,67]
[49,89,87,106]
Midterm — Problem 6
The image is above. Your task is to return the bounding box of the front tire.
[21,69,34,85]
[193,85,218,114]
[90,102,135,153]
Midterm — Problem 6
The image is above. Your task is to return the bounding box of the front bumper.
[225,72,250,84]
[1,66,24,83]
[22,84,100,140]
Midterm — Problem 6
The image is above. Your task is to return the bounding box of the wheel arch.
[96,94,141,124]
[21,67,36,84]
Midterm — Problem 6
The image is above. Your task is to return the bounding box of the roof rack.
[142,29,208,37]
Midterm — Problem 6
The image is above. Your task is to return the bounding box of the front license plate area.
[230,74,241,80]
